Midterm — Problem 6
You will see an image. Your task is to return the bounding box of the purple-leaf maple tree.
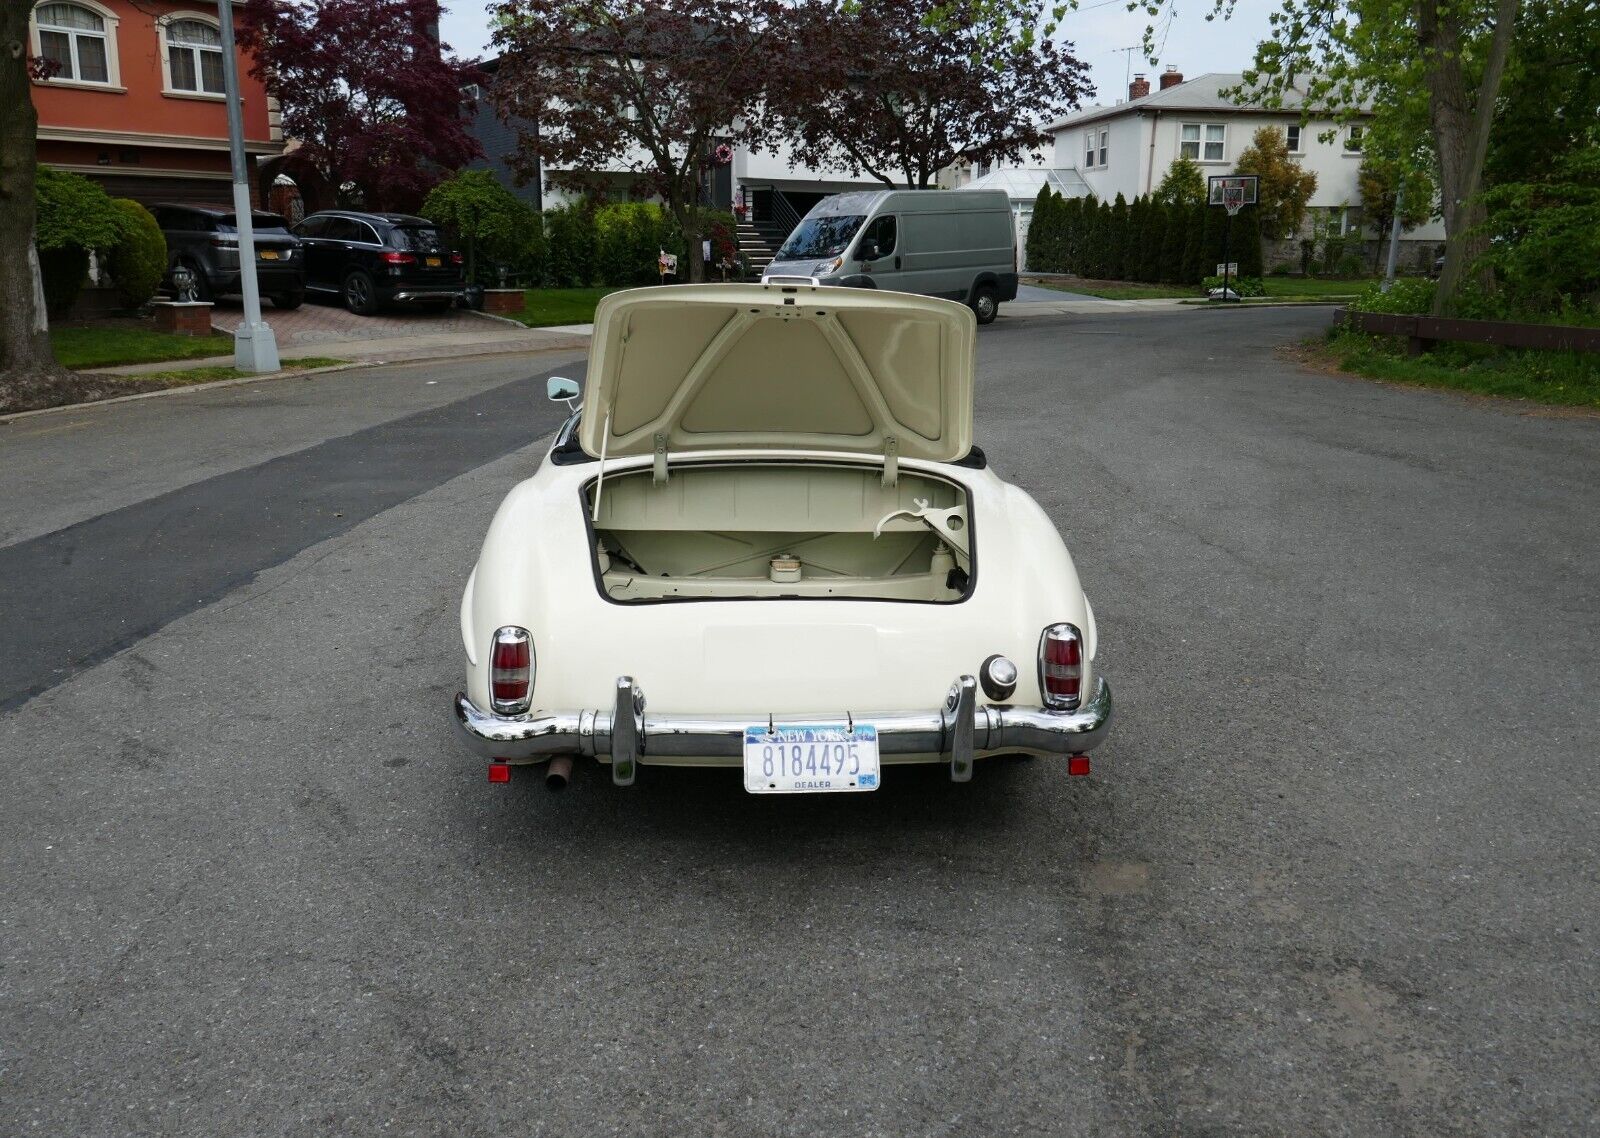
[490,0,781,282]
[240,0,482,212]
[771,0,1092,189]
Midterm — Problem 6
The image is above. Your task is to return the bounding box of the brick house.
[28,0,285,207]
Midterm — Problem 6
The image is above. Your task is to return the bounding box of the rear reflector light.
[488,762,512,783]
[381,251,417,265]
[489,626,533,714]
[1039,623,1083,710]
[1068,755,1091,777]
[450,252,464,265]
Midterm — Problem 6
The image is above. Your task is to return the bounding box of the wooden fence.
[1335,309,1600,356]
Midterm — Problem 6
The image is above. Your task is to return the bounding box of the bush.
[39,246,90,319]
[544,204,597,287]
[1201,274,1265,297]
[1349,277,1436,314]
[106,199,167,309]
[35,166,125,317]
[422,170,545,287]
[596,202,676,286]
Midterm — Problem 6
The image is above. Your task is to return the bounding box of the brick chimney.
[1159,65,1184,90]
[1129,73,1151,100]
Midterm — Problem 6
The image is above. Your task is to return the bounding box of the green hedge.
[107,199,167,309]
[1026,190,1266,286]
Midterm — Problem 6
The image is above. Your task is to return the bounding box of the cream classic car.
[453,284,1111,792]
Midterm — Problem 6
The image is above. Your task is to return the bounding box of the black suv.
[292,211,466,315]
[152,203,305,309]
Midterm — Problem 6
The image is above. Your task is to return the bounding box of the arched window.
[34,2,113,85]
[163,16,224,94]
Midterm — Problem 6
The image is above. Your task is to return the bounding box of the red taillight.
[1068,754,1091,777]
[489,626,532,713]
[487,762,512,783]
[450,252,464,265]
[1040,623,1083,709]
[381,251,416,266]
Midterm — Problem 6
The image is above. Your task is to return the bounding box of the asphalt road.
[2,308,1596,1135]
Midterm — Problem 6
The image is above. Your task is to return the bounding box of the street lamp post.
[217,0,279,372]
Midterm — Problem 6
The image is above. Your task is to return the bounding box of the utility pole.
[1381,177,1405,292]
[217,0,279,372]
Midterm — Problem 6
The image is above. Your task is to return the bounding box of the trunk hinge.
[652,432,669,485]
[881,435,899,488]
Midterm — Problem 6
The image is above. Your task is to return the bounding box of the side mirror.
[859,240,878,262]
[547,376,580,405]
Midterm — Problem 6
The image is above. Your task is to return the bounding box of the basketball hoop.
[1205,174,1259,303]
[1207,174,1258,213]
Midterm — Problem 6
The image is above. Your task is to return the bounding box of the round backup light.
[980,654,1019,702]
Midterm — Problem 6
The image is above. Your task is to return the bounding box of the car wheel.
[971,284,998,325]
[184,261,212,302]
[272,292,304,311]
[343,271,379,316]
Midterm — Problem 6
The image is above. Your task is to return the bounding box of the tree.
[1,1,66,397]
[422,169,544,284]
[240,0,482,212]
[1058,194,1082,273]
[1159,202,1188,282]
[1233,126,1319,239]
[1357,155,1434,269]
[1138,197,1166,282]
[1026,185,1055,271]
[1154,157,1206,207]
[771,0,1091,190]
[1479,149,1600,314]
[1238,0,1520,315]
[1108,193,1130,281]
[491,0,779,283]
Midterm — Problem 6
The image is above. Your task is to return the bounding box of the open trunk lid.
[577,284,975,465]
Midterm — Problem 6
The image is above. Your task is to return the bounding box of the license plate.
[259,250,279,260]
[425,256,442,267]
[744,723,879,794]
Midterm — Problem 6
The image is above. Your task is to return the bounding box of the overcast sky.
[437,0,1277,116]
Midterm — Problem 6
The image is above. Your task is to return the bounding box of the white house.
[1048,67,1445,269]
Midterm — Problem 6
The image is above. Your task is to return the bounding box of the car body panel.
[578,285,975,463]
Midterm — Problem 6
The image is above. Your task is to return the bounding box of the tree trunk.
[1,0,69,400]
[1423,0,1519,316]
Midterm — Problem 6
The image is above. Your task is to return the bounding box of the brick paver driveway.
[208,296,505,349]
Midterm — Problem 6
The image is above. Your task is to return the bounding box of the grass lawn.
[1307,330,1600,409]
[51,322,235,370]
[505,287,619,327]
[1028,276,1373,301]
[120,357,349,385]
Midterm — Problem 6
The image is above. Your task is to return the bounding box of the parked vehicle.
[762,189,1018,324]
[151,203,304,309]
[453,284,1111,793]
[291,210,466,315]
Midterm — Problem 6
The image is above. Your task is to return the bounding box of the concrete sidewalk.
[84,321,592,377]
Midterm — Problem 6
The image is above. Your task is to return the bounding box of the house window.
[1344,124,1364,152]
[1285,125,1302,153]
[1180,123,1226,162]
[1097,129,1108,168]
[1084,131,1094,169]
[164,17,224,95]
[34,2,113,84]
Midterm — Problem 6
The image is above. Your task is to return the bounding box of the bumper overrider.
[453,673,1111,784]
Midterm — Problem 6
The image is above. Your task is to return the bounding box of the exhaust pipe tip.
[545,755,574,791]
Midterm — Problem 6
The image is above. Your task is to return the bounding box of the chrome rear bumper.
[453,674,1111,784]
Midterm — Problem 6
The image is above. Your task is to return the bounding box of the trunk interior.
[587,462,973,603]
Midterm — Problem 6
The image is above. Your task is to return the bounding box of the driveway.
[2,308,1596,1134]
[205,296,584,364]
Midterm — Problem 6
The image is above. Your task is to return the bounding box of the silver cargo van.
[761,189,1018,324]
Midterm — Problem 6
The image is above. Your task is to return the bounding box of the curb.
[0,361,375,425]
